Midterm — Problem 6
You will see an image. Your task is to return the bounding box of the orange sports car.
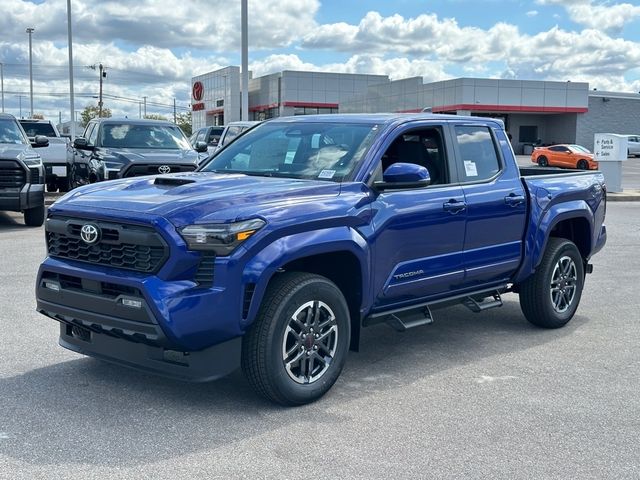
[531,144,598,170]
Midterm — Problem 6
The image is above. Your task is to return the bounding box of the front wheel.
[537,156,548,167]
[519,238,585,328]
[577,159,589,170]
[242,272,351,406]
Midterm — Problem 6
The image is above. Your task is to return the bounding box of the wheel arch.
[242,227,370,351]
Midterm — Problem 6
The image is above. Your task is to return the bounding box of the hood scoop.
[154,176,196,186]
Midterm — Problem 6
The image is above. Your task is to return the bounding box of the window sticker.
[464,160,478,177]
[318,169,336,179]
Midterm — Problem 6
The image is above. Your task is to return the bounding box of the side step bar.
[363,287,507,332]
[462,291,503,313]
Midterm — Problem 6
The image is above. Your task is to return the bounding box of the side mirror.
[374,163,431,191]
[32,135,49,148]
[195,141,208,153]
[73,137,93,150]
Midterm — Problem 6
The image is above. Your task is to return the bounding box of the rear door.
[451,122,527,287]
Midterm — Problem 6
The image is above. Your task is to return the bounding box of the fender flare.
[240,226,370,329]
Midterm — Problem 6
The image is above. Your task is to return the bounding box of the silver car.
[627,135,640,157]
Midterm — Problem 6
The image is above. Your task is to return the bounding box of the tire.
[57,177,70,192]
[577,159,589,170]
[24,205,45,227]
[519,238,584,329]
[46,182,58,193]
[242,272,351,406]
[537,156,548,167]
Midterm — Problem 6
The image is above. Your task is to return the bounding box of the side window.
[380,127,448,185]
[88,123,100,146]
[454,125,501,182]
[82,123,95,141]
[196,129,207,143]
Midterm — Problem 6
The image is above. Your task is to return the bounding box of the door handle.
[443,200,467,214]
[504,193,525,207]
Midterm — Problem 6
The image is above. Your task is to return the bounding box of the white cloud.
[536,0,640,33]
[526,10,539,17]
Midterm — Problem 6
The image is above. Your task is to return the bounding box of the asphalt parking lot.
[1,203,639,479]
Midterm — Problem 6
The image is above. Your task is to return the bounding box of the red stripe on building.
[249,102,279,112]
[282,102,339,108]
[431,104,588,113]
[205,108,224,114]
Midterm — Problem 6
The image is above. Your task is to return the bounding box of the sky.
[1,0,639,123]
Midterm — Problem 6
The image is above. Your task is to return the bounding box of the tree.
[81,104,112,127]
[32,113,44,119]
[175,111,192,136]
[143,114,168,121]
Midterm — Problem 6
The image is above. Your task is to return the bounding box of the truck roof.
[89,117,178,126]
[267,113,504,128]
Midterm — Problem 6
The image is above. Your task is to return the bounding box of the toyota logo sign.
[80,224,100,245]
[192,81,204,101]
[158,165,171,174]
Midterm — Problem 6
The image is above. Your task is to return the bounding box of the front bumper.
[57,322,240,382]
[0,183,44,212]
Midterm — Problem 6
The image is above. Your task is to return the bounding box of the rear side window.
[454,126,500,182]
[20,121,56,137]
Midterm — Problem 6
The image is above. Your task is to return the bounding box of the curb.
[607,192,640,202]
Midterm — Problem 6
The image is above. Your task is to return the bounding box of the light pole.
[1,62,4,113]
[18,95,26,118]
[26,27,35,118]
[66,0,76,139]
[241,0,248,121]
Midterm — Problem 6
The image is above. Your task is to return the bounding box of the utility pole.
[18,95,26,118]
[66,0,76,139]
[98,63,104,117]
[241,0,248,121]
[143,96,147,117]
[139,101,142,119]
[87,63,106,117]
[26,27,35,118]
[1,62,4,113]
[173,98,177,123]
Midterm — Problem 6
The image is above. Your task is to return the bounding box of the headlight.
[179,218,265,255]
[23,155,42,167]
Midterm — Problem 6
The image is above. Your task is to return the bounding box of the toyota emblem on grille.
[80,224,100,244]
[158,165,171,174]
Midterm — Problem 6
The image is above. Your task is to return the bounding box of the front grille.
[0,160,26,189]
[46,217,168,273]
[122,164,197,178]
[194,252,216,287]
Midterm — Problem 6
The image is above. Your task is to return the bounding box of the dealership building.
[192,67,640,152]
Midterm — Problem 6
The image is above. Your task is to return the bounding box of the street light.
[66,0,76,139]
[26,27,35,118]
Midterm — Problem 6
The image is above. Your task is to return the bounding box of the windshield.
[569,145,591,153]
[100,123,192,149]
[20,121,56,137]
[201,122,379,181]
[0,119,28,144]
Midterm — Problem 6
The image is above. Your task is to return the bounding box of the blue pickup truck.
[36,114,607,405]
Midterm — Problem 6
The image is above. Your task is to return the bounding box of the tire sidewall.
[540,242,585,324]
[538,156,548,167]
[265,278,351,404]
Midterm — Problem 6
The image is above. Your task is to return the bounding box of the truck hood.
[52,172,343,226]
[0,143,34,160]
[101,148,198,164]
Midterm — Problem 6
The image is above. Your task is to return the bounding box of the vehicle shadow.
[0,299,585,467]
[0,211,29,232]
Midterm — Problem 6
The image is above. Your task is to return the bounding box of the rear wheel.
[24,205,45,227]
[46,182,58,193]
[242,272,351,406]
[577,159,589,170]
[537,156,548,167]
[519,238,584,328]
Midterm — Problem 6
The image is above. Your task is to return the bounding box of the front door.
[368,124,467,310]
